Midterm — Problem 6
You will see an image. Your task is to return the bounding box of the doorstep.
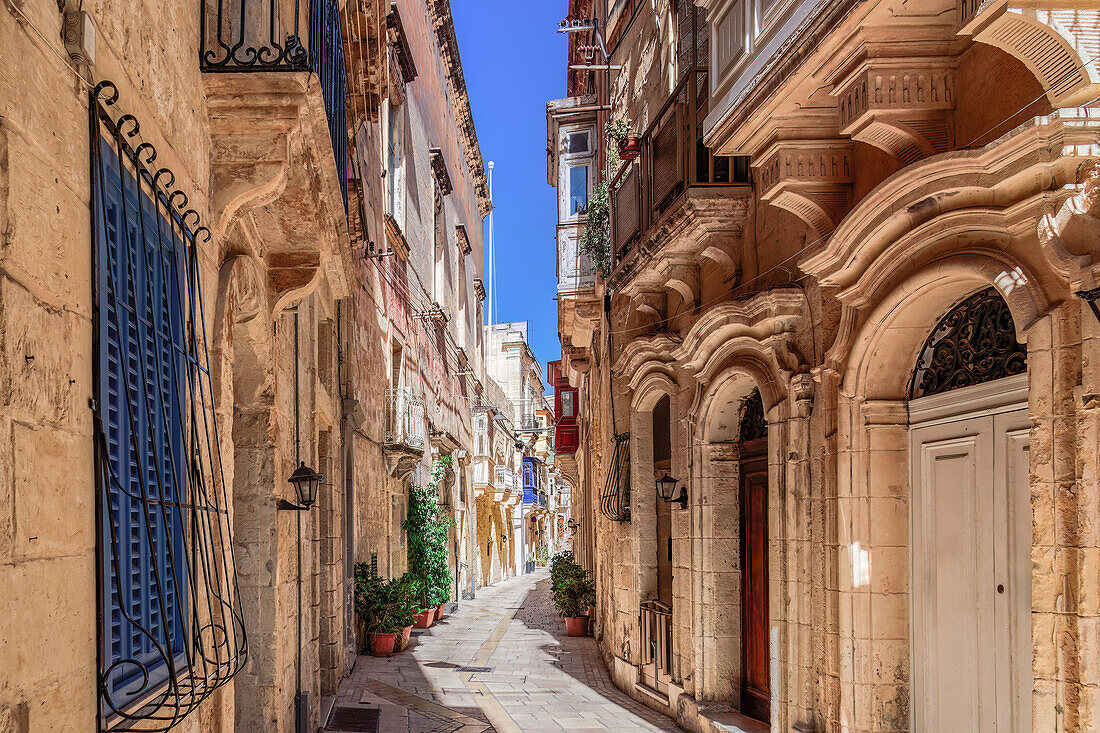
[706,710,769,733]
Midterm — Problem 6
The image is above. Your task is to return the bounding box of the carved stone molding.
[960,1,1100,107]
[609,187,750,294]
[834,59,956,164]
[755,140,854,239]
[614,289,808,409]
[205,73,349,314]
[801,107,1100,292]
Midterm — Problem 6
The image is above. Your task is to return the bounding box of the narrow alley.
[327,572,685,733]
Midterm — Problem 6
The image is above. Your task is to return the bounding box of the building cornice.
[428,0,492,217]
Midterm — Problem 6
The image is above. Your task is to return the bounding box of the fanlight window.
[908,287,1027,400]
[739,389,767,443]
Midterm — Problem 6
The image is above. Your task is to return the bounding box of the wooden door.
[910,406,1031,732]
[740,440,769,722]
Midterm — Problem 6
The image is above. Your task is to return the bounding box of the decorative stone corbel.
[755,140,854,240]
[833,57,956,165]
[791,373,816,419]
[633,290,667,325]
[664,263,700,311]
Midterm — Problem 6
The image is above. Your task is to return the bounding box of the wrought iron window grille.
[600,433,631,522]
[908,287,1027,400]
[90,81,247,732]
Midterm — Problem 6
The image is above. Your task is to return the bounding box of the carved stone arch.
[831,253,1051,397]
[631,370,679,413]
[960,4,1100,108]
[801,113,1098,291]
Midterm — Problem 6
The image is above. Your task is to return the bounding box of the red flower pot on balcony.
[370,632,397,656]
[617,136,641,161]
[564,616,588,637]
[414,608,435,628]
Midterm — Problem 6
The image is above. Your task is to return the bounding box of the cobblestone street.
[326,570,685,732]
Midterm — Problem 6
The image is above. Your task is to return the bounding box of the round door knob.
[997,584,1005,594]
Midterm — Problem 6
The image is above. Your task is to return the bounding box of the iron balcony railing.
[383,388,426,450]
[200,0,348,207]
[610,67,750,266]
[640,600,673,683]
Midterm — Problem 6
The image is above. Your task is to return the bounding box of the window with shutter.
[91,81,245,731]
[97,136,189,709]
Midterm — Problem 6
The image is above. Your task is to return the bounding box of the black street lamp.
[656,473,687,510]
[280,461,323,511]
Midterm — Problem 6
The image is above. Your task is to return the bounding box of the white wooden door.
[910,383,1031,733]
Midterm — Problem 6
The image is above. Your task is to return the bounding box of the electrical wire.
[7,1,95,91]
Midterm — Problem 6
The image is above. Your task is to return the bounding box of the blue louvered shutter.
[96,139,189,707]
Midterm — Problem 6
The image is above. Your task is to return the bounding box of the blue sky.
[451,1,567,382]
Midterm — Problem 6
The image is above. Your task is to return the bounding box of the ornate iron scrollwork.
[91,82,247,732]
[600,433,631,522]
[908,287,1027,400]
[738,389,767,442]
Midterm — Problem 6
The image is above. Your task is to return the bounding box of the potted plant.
[405,458,456,626]
[354,564,402,655]
[550,552,595,637]
[390,573,421,651]
[607,119,639,161]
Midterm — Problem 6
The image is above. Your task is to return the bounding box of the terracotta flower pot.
[370,632,396,656]
[564,616,588,637]
[414,608,435,629]
[435,604,446,621]
[617,136,641,161]
[394,624,413,652]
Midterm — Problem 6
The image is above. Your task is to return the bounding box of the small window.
[561,390,575,418]
[568,166,588,215]
[565,130,590,154]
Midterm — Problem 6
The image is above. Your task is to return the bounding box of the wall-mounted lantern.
[279,461,323,510]
[656,473,687,510]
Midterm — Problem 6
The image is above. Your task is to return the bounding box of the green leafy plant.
[404,457,455,608]
[578,120,632,278]
[535,545,550,566]
[549,552,595,618]
[354,565,425,635]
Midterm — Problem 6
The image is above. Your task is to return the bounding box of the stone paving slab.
[326,570,685,733]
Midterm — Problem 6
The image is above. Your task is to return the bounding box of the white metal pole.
[487,160,495,326]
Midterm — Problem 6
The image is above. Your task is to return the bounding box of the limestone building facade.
[0,0,487,730]
[553,0,1100,731]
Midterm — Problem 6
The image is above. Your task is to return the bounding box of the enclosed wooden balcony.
[610,68,751,284]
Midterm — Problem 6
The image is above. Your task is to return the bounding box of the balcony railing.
[200,0,348,206]
[640,600,673,693]
[611,68,750,266]
[384,388,425,450]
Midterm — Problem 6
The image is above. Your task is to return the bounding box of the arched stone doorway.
[693,370,775,716]
[834,264,1046,733]
[906,287,1031,732]
[736,389,769,723]
[628,374,679,698]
